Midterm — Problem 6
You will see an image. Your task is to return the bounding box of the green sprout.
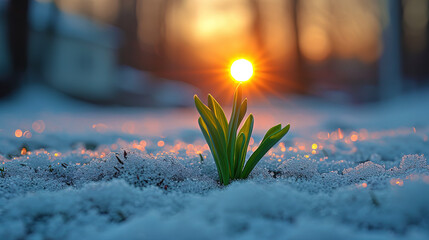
[194,84,290,185]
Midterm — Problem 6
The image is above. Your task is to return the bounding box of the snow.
[0,84,429,239]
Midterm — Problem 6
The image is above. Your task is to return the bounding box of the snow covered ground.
[0,84,428,240]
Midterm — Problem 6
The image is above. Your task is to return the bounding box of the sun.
[230,59,253,82]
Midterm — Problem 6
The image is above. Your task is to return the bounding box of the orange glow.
[133,140,147,152]
[330,131,338,141]
[300,25,331,61]
[92,123,108,133]
[390,178,404,186]
[317,132,330,140]
[32,120,46,133]
[279,142,286,152]
[359,129,368,140]
[121,121,136,134]
[350,134,358,142]
[15,129,23,138]
[23,131,32,139]
[406,174,419,181]
[21,147,27,155]
[362,182,367,188]
[157,141,165,147]
[338,129,344,139]
[230,59,253,82]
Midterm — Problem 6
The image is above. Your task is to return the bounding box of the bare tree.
[0,0,29,97]
[290,0,308,94]
[379,0,402,99]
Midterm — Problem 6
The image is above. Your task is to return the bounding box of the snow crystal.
[343,161,386,182]
[399,154,427,171]
[278,155,318,179]
[1,84,429,239]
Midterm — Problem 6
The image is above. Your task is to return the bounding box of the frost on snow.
[0,85,429,239]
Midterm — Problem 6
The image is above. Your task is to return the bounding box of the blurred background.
[0,0,428,106]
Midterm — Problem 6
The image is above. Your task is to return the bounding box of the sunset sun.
[230,59,253,82]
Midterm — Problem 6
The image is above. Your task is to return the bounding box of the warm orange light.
[15,129,23,138]
[390,178,404,186]
[32,120,46,133]
[230,59,253,82]
[23,131,32,139]
[338,128,344,139]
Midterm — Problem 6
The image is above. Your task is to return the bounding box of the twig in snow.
[115,155,124,165]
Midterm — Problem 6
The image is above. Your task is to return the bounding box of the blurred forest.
[0,0,428,105]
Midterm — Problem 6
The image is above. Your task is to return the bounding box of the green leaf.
[270,124,290,140]
[234,114,254,178]
[195,88,290,185]
[194,95,226,151]
[262,124,281,142]
[198,117,223,182]
[238,98,247,125]
[240,124,290,179]
[208,94,228,141]
[227,85,243,173]
[195,95,230,184]
[199,116,230,185]
[234,133,245,179]
[194,95,216,129]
